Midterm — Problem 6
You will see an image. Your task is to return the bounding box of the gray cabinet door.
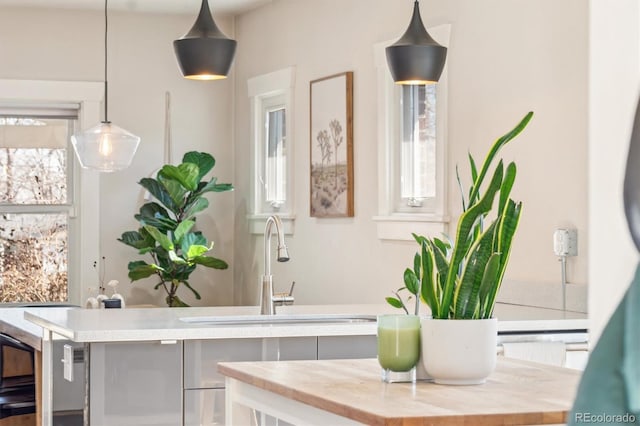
[89,341,182,426]
[184,337,317,389]
[317,335,377,359]
[184,388,225,426]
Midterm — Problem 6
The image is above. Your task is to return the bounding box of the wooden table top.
[218,357,582,426]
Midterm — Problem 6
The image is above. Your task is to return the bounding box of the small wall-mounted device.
[553,228,578,257]
[62,344,74,382]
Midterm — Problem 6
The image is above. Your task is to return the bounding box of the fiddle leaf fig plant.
[387,112,533,319]
[118,151,232,307]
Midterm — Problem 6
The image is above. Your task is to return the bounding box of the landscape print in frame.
[309,71,354,217]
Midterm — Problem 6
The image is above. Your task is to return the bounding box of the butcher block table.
[218,357,582,425]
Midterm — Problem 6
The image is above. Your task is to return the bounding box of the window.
[0,79,103,305]
[0,112,76,302]
[248,68,295,234]
[374,25,450,241]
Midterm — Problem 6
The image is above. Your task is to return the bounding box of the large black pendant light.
[386,0,447,85]
[173,0,237,80]
[71,0,140,172]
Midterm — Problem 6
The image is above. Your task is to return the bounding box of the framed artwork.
[309,71,354,217]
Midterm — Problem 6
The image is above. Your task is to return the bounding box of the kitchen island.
[219,357,581,425]
[14,303,588,426]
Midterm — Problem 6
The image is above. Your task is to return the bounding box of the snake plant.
[118,151,232,307]
[387,112,533,319]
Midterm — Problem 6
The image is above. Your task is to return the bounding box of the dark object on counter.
[0,333,36,419]
[102,299,122,309]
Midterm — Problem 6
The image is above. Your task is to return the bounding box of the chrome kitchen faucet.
[260,215,292,314]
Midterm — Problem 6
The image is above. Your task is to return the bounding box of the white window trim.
[247,67,296,235]
[373,24,451,241]
[0,79,103,305]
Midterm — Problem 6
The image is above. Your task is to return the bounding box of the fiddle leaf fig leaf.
[159,177,188,207]
[127,261,161,281]
[168,250,188,264]
[138,178,178,214]
[192,255,228,269]
[198,178,233,195]
[174,220,195,243]
[183,197,209,222]
[144,226,174,251]
[186,244,210,260]
[183,151,215,182]
[160,163,200,191]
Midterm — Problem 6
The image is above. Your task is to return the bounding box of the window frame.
[373,24,451,241]
[247,67,296,234]
[0,79,103,305]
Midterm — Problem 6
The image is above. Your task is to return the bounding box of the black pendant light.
[386,0,447,85]
[173,0,237,80]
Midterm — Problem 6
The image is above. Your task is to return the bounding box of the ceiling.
[0,0,271,15]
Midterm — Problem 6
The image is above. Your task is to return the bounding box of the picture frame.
[309,71,354,218]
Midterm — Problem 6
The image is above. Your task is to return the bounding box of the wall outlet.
[553,228,578,256]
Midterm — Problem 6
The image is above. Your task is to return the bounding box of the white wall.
[0,7,237,307]
[588,0,640,342]
[233,0,589,307]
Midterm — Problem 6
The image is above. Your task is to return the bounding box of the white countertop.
[18,303,589,344]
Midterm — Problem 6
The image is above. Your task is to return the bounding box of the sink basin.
[179,314,377,327]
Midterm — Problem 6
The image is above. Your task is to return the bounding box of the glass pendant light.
[71,0,140,172]
[386,0,447,85]
[173,0,237,80]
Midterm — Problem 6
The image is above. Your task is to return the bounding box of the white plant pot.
[420,317,497,385]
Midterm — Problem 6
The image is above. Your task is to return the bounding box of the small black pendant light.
[173,0,237,80]
[386,0,447,85]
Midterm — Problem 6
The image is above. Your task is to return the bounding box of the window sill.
[372,214,449,241]
[248,214,296,235]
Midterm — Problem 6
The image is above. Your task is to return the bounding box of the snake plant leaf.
[404,268,420,295]
[468,153,479,206]
[456,164,467,212]
[174,220,195,244]
[192,255,229,269]
[467,111,533,206]
[160,163,200,192]
[499,162,517,215]
[144,225,174,252]
[139,178,179,214]
[182,197,209,222]
[420,241,439,317]
[183,151,215,182]
[479,253,502,318]
[485,200,523,317]
[439,160,504,319]
[454,221,497,319]
[428,239,449,293]
[182,280,202,300]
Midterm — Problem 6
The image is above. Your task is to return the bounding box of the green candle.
[377,315,420,372]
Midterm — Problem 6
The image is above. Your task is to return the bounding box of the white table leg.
[40,329,52,426]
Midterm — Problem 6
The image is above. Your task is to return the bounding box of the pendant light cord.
[103,0,109,123]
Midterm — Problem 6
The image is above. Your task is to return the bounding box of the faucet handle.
[273,281,295,307]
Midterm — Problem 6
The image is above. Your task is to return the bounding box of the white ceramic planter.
[420,317,497,385]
